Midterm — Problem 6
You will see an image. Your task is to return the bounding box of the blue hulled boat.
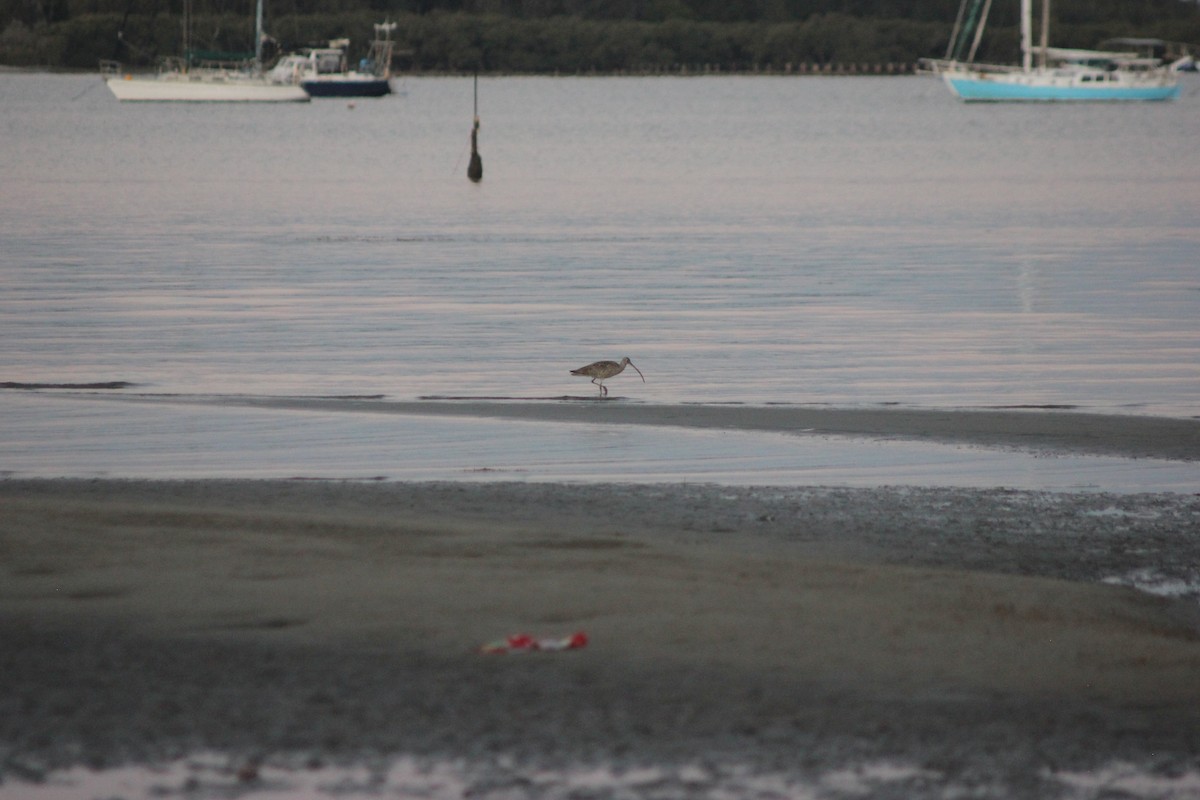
[270,22,396,98]
[925,0,1179,102]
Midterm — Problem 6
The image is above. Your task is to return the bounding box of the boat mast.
[945,0,968,59]
[1038,0,1050,69]
[182,0,191,71]
[965,0,993,63]
[1020,0,1033,72]
[945,0,993,64]
[254,0,264,68]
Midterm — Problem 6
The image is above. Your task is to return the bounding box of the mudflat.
[174,397,1200,461]
[2,477,1199,796]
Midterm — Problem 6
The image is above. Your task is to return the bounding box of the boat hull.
[104,73,310,102]
[944,72,1179,102]
[300,77,392,98]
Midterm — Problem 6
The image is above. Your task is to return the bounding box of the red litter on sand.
[479,631,588,654]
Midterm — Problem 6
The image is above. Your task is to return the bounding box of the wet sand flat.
[2,477,1200,795]
[122,396,1200,461]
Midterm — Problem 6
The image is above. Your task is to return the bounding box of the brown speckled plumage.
[570,357,645,396]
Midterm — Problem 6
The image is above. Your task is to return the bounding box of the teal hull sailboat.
[926,0,1179,102]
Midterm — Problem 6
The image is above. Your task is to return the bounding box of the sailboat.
[101,0,309,102]
[927,0,1179,102]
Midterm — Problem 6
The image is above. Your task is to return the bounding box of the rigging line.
[951,0,987,62]
[70,80,99,101]
[966,0,995,64]
[945,0,970,60]
[467,72,483,183]
[452,139,469,176]
[116,30,156,62]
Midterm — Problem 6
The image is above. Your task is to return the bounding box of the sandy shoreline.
[3,478,1200,796]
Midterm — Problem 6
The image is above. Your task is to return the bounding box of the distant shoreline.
[9,65,923,76]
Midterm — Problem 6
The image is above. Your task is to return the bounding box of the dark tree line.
[3,0,1198,70]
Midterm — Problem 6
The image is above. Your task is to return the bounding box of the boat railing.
[368,19,398,78]
[364,41,394,78]
[101,58,180,79]
[188,58,265,79]
[158,56,188,75]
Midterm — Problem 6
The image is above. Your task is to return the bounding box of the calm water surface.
[2,73,1199,485]
[5,76,1200,800]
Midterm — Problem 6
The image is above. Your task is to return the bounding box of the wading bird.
[570,357,645,397]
